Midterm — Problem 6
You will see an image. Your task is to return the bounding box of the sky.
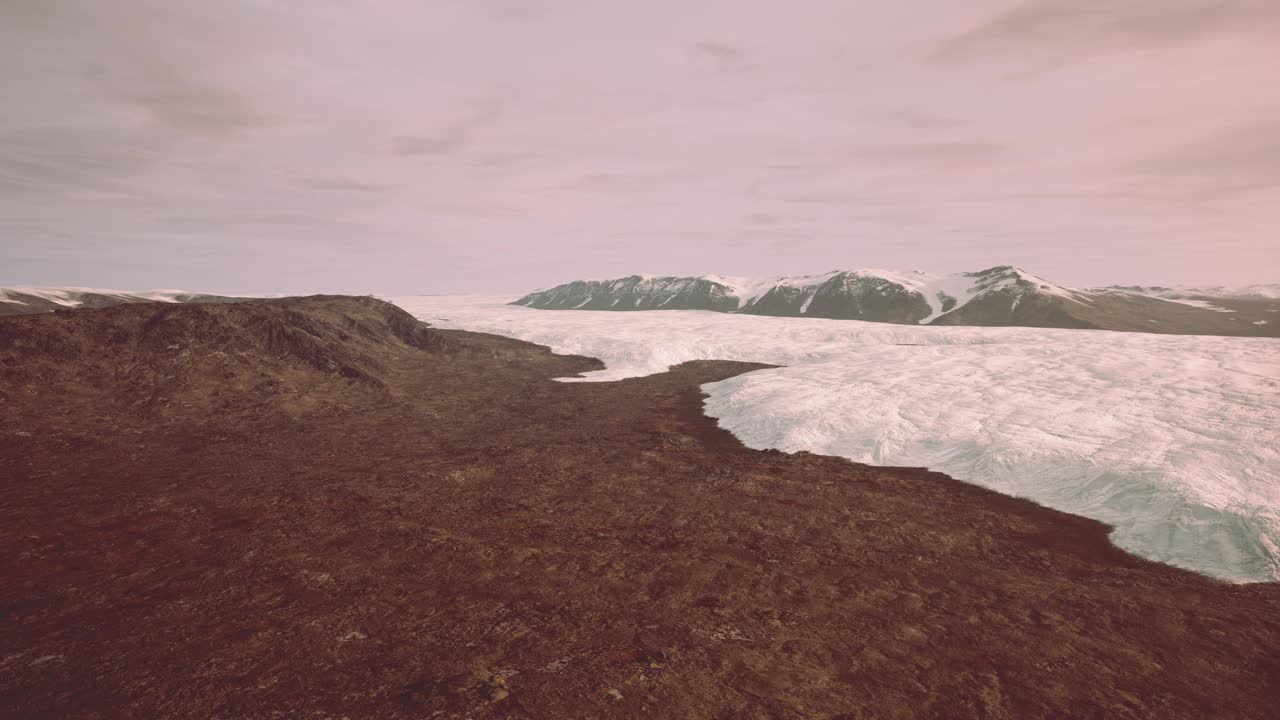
[1,0,1278,296]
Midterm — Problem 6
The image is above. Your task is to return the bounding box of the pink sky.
[2,1,1278,295]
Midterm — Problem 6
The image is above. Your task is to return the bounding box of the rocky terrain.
[2,297,1279,719]
[513,267,1280,337]
[0,287,247,316]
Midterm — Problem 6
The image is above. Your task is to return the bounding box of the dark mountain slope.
[510,275,738,311]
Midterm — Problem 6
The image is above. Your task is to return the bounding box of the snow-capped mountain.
[505,275,739,312]
[512,267,1280,337]
[0,287,244,316]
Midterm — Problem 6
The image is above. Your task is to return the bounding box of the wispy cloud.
[687,41,752,72]
[293,177,388,193]
[117,75,270,139]
[933,0,1280,62]
[851,141,1010,170]
[1136,122,1280,187]
[0,127,154,195]
[387,135,466,157]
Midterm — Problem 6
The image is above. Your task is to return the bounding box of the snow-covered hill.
[0,287,244,315]
[1108,284,1280,301]
[391,294,1280,584]
[513,267,1280,337]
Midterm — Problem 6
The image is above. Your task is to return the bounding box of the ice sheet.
[389,295,1280,583]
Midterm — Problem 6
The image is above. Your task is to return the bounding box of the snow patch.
[915,273,981,324]
[1114,285,1280,301]
[1151,297,1236,313]
[708,272,842,309]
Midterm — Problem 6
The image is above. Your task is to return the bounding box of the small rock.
[336,629,367,643]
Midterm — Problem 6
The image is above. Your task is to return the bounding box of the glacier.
[0,287,199,306]
[389,295,1280,583]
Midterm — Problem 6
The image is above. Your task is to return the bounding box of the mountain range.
[512,266,1280,337]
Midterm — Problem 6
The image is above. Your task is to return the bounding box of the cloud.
[851,141,1010,170]
[293,177,388,193]
[387,135,467,157]
[1136,122,1280,187]
[0,127,153,195]
[688,41,751,71]
[877,108,964,131]
[117,75,269,138]
[381,100,504,159]
[933,0,1280,62]
[561,171,686,194]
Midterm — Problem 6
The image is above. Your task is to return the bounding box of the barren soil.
[2,297,1278,719]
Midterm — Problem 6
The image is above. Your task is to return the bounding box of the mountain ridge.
[0,286,248,316]
[512,266,1280,337]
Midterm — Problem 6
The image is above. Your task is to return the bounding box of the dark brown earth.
[2,297,1278,720]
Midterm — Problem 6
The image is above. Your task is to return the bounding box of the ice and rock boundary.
[392,296,1280,583]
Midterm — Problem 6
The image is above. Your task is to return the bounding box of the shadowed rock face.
[2,296,1278,718]
[514,266,1280,337]
[770,272,931,322]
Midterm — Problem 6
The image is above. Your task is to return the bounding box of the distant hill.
[0,287,249,316]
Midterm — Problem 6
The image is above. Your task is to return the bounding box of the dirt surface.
[2,297,1278,719]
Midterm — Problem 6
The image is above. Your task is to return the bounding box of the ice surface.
[390,296,1280,583]
[1120,285,1280,301]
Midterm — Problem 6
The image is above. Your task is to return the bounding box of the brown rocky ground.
[1,296,1278,719]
